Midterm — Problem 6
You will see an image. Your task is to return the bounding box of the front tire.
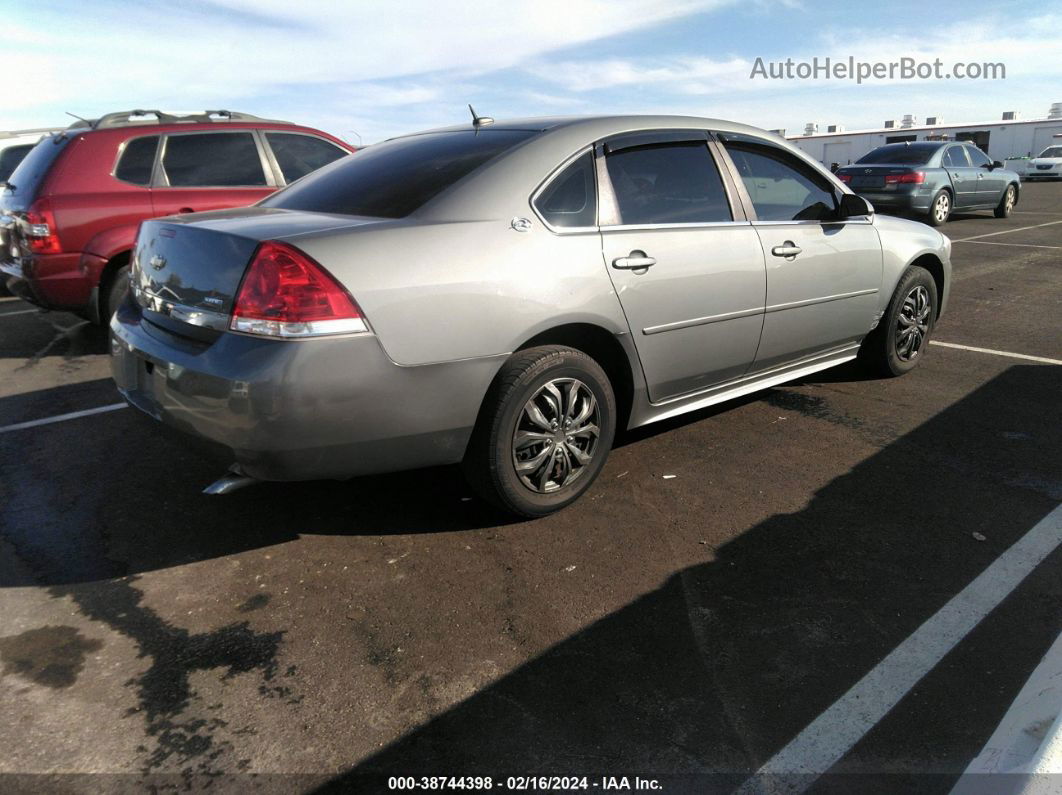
[463,345,616,518]
[994,184,1016,218]
[859,265,938,377]
[926,190,951,226]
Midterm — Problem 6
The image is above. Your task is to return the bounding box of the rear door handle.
[612,251,656,270]
[771,242,802,259]
[177,207,195,214]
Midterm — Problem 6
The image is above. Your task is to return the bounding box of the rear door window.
[114,136,159,185]
[943,147,970,168]
[161,132,267,187]
[604,141,732,225]
[965,147,992,167]
[265,133,348,183]
[722,137,838,222]
[534,152,596,228]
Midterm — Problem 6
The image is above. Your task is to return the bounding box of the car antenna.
[468,104,494,130]
[65,111,91,125]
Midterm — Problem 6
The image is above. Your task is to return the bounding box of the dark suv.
[0,110,353,322]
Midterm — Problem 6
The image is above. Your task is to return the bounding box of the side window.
[0,144,34,183]
[965,147,991,167]
[114,136,159,185]
[265,133,348,183]
[604,142,731,225]
[722,138,838,222]
[944,147,970,168]
[162,132,267,187]
[534,152,596,228]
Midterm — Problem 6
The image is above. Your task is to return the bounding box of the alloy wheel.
[512,378,600,493]
[934,194,950,223]
[895,285,931,362]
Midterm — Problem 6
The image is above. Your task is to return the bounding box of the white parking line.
[953,220,1062,242]
[0,403,127,434]
[734,502,1062,795]
[953,240,1062,250]
[930,341,1062,366]
[952,628,1062,791]
[0,308,40,317]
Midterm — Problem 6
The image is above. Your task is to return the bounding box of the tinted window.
[114,136,159,185]
[856,145,938,165]
[0,144,33,183]
[943,147,970,168]
[723,140,837,222]
[262,130,536,218]
[605,142,731,225]
[162,132,266,187]
[965,147,992,167]
[534,152,596,228]
[0,135,70,209]
[1040,146,1062,158]
[266,133,347,183]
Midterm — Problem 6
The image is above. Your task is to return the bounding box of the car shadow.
[306,363,1060,792]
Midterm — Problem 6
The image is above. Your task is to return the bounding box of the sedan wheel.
[859,265,938,377]
[994,185,1016,218]
[928,191,950,226]
[464,345,616,518]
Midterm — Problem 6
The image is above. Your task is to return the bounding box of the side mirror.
[991,160,1004,170]
[839,192,873,219]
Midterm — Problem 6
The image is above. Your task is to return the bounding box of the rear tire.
[104,265,130,324]
[926,190,951,226]
[859,265,938,377]
[463,345,616,518]
[994,184,1016,218]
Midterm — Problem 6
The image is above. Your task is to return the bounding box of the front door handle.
[178,207,195,214]
[612,251,656,270]
[771,241,802,259]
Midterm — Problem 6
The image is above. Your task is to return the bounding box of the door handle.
[771,241,802,259]
[177,207,195,214]
[612,251,656,270]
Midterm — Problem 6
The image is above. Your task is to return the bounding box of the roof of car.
[398,114,784,141]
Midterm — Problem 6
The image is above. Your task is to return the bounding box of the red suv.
[0,109,353,322]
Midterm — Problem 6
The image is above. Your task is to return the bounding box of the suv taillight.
[230,241,367,338]
[25,198,62,254]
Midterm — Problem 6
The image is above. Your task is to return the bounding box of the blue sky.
[7,0,1060,144]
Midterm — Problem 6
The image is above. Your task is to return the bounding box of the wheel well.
[910,253,945,318]
[517,323,635,431]
[97,250,131,319]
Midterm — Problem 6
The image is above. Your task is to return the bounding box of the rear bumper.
[0,251,101,311]
[855,187,935,213]
[109,300,503,481]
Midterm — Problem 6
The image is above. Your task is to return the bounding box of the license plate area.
[853,176,885,188]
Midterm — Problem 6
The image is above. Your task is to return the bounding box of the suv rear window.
[114,136,159,185]
[0,144,34,183]
[265,133,347,183]
[261,130,537,218]
[0,134,71,209]
[162,132,267,187]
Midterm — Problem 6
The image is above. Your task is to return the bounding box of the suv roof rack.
[67,109,295,130]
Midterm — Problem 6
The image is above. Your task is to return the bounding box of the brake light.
[884,172,926,184]
[231,241,367,338]
[25,198,62,254]
[836,174,852,183]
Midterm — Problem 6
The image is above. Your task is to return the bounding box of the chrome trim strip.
[136,288,231,330]
[751,219,874,226]
[765,288,878,314]
[603,220,752,232]
[642,306,762,335]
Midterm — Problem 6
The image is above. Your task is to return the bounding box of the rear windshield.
[261,130,538,218]
[0,134,71,208]
[0,144,34,183]
[856,145,938,165]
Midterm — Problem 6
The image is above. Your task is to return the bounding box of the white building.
[784,103,1062,170]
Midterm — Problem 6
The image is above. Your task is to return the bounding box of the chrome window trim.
[601,220,753,232]
[110,134,160,187]
[155,128,277,189]
[750,218,874,227]
[528,146,599,235]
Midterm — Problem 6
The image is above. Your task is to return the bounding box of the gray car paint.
[111,114,951,482]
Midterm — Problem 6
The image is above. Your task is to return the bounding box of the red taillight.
[884,172,926,184]
[837,174,852,183]
[25,198,62,254]
[230,241,367,338]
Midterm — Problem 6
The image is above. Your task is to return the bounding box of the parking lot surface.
[1,185,1060,793]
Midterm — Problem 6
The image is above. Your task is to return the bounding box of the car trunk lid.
[836,165,923,190]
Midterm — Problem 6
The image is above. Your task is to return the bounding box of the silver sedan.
[110,115,951,516]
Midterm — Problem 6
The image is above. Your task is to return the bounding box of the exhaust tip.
[203,464,258,495]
